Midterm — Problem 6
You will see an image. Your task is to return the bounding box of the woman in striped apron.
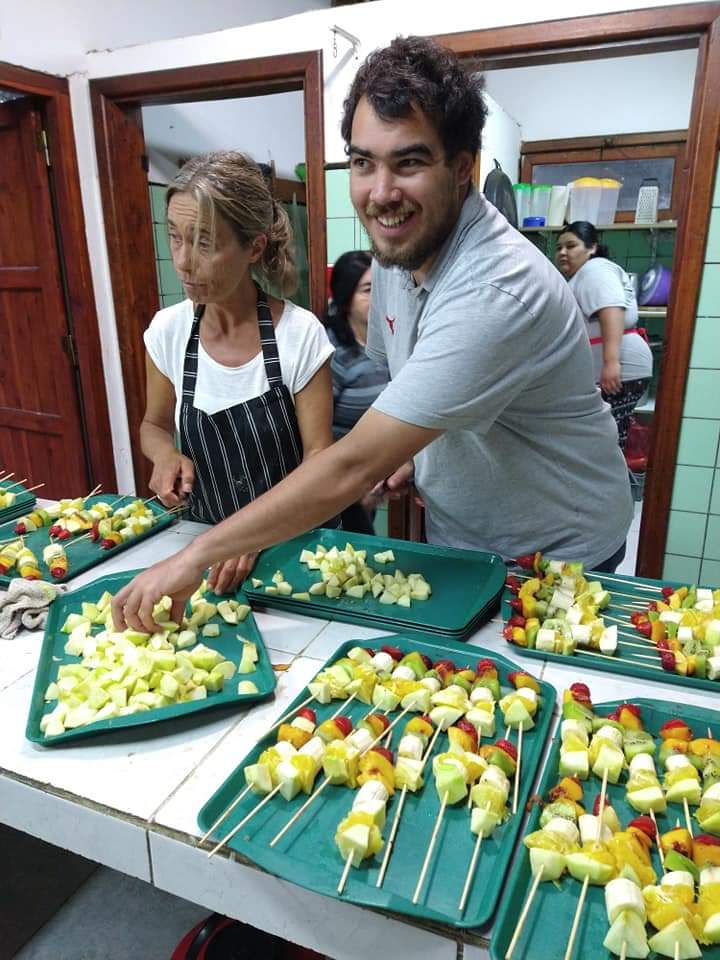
[142,152,335,593]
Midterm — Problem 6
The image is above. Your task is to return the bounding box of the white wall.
[484,47,697,142]
[142,91,306,180]
[59,0,700,490]
[479,94,522,192]
[0,0,330,76]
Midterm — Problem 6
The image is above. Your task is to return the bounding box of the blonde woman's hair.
[166,150,298,296]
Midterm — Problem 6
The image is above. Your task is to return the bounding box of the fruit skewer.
[206,705,363,857]
[198,695,354,846]
[376,717,443,888]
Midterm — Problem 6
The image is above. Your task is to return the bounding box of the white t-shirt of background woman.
[144,298,334,427]
[568,257,653,383]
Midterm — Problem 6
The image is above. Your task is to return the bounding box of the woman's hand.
[149,450,195,507]
[111,549,206,633]
[207,554,258,595]
[601,360,622,396]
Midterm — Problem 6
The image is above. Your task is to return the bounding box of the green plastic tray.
[197,635,557,929]
[26,569,276,746]
[491,697,720,960]
[0,494,177,586]
[0,480,36,525]
[242,528,506,639]
[502,571,720,694]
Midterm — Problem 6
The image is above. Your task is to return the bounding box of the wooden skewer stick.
[377,721,444,888]
[595,768,609,849]
[84,483,103,499]
[0,472,16,483]
[629,652,664,662]
[563,874,590,960]
[263,694,317,739]
[683,797,694,838]
[512,724,524,815]
[586,571,663,592]
[619,642,661,655]
[582,650,664,671]
[2,477,28,490]
[24,482,46,493]
[337,850,354,895]
[412,790,449,904]
[458,817,485,913]
[207,784,283,857]
[650,809,665,872]
[505,865,545,960]
[608,603,639,613]
[198,785,253,846]
[270,705,412,849]
[619,940,627,960]
[674,940,680,960]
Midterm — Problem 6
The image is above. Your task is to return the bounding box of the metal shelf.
[521,221,677,233]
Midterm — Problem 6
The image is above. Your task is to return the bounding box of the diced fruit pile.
[629,584,720,680]
[504,552,617,657]
[251,542,432,608]
[41,581,258,737]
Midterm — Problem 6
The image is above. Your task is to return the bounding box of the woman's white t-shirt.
[568,257,653,383]
[144,298,334,427]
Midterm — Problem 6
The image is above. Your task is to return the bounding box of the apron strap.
[181,303,204,401]
[254,283,283,387]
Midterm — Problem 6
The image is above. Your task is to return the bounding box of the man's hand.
[149,451,195,507]
[601,360,622,396]
[111,549,205,633]
[370,460,415,502]
[207,553,258,595]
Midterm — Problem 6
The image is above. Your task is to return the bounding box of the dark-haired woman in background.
[324,251,389,533]
[556,221,653,450]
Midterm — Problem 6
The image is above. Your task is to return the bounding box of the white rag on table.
[0,579,65,640]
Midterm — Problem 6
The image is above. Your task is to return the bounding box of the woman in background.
[556,221,653,450]
[142,151,334,593]
[324,251,389,533]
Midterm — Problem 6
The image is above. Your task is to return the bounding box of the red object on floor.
[624,416,651,473]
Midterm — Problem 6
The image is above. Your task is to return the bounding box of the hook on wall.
[331,25,361,60]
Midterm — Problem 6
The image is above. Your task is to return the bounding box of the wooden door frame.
[431,3,720,578]
[0,61,117,492]
[90,51,325,494]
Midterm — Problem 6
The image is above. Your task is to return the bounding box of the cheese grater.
[635,178,659,224]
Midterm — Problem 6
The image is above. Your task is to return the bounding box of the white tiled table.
[1,521,715,960]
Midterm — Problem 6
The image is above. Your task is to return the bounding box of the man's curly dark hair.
[341,35,487,161]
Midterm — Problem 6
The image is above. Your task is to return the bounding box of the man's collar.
[405,186,484,297]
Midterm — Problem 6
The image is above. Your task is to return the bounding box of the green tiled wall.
[326,167,370,264]
[149,183,184,309]
[663,152,720,586]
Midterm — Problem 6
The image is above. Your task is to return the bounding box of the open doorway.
[142,92,309,313]
[91,50,325,494]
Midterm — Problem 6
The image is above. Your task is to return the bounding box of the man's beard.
[364,202,457,273]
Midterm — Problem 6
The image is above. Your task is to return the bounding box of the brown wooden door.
[0,98,90,497]
[92,98,160,495]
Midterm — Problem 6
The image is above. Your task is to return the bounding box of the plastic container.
[522,216,545,228]
[530,184,552,221]
[597,177,622,225]
[512,183,532,226]
[547,185,569,226]
[568,176,602,224]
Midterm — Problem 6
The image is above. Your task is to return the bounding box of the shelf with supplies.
[520,220,677,233]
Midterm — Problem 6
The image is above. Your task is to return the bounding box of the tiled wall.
[326,167,370,262]
[149,183,185,308]
[663,158,720,585]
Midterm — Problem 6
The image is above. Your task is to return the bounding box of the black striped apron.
[179,287,304,524]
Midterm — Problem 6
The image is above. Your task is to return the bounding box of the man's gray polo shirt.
[366,188,633,568]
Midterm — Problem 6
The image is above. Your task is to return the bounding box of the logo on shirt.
[386,315,396,335]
